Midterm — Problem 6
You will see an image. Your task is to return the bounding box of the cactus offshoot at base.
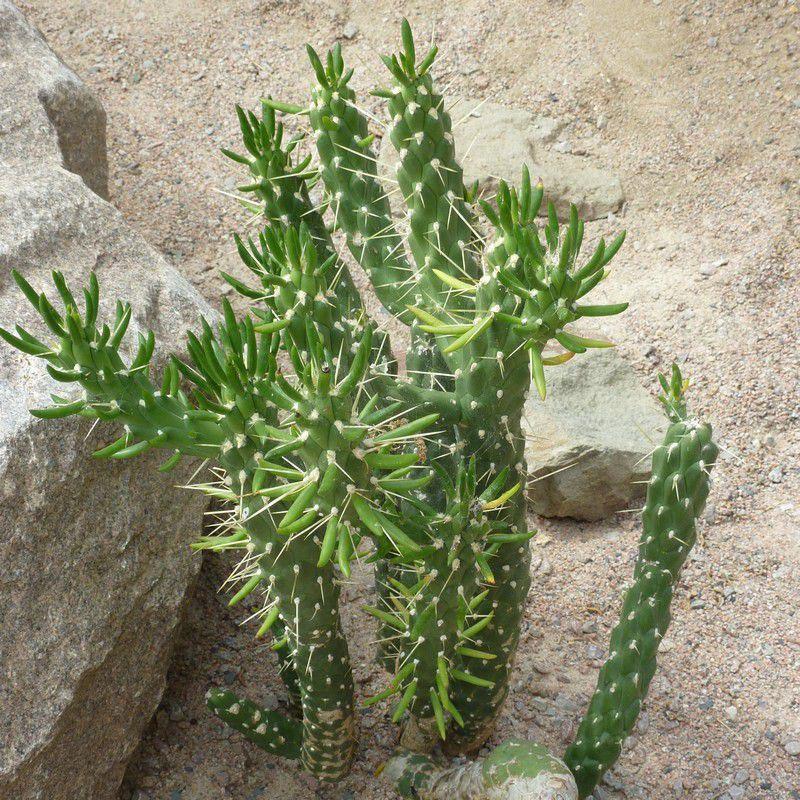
[0,19,720,799]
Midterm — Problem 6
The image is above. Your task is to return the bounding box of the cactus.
[1,20,719,799]
[563,366,718,797]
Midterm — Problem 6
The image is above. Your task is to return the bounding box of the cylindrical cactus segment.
[206,688,303,760]
[203,490,358,780]
[0,270,226,465]
[226,100,396,379]
[563,383,717,798]
[304,44,413,323]
[382,20,482,303]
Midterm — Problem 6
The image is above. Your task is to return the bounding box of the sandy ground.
[19,0,800,798]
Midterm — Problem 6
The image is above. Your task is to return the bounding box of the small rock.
[698,697,714,711]
[587,644,605,661]
[523,349,667,520]
[708,36,719,48]
[733,770,748,784]
[602,771,625,790]
[342,21,359,39]
[222,668,239,685]
[768,466,783,484]
[554,140,571,154]
[724,706,738,721]
[785,740,800,756]
[699,258,728,277]
[596,113,607,130]
[728,788,744,799]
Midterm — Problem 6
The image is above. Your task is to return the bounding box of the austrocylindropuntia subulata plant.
[1,20,718,800]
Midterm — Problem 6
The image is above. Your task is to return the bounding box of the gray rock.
[0,4,211,798]
[523,349,667,520]
[768,466,783,483]
[342,21,359,39]
[379,97,624,220]
[0,0,108,199]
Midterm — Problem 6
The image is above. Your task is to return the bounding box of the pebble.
[587,644,605,660]
[724,705,738,721]
[785,740,800,756]
[537,557,553,576]
[728,787,744,799]
[768,466,783,483]
[699,258,728,277]
[342,21,359,39]
[596,113,607,130]
[531,658,552,674]
[222,668,239,685]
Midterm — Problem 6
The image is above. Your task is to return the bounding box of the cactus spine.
[0,20,718,799]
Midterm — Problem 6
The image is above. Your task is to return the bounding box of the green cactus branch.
[207,688,303,760]
[564,367,718,797]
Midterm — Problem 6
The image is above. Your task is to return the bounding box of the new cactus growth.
[1,20,718,799]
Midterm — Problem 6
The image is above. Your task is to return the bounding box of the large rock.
[379,97,624,220]
[523,349,667,520]
[0,3,212,798]
[0,1,108,199]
